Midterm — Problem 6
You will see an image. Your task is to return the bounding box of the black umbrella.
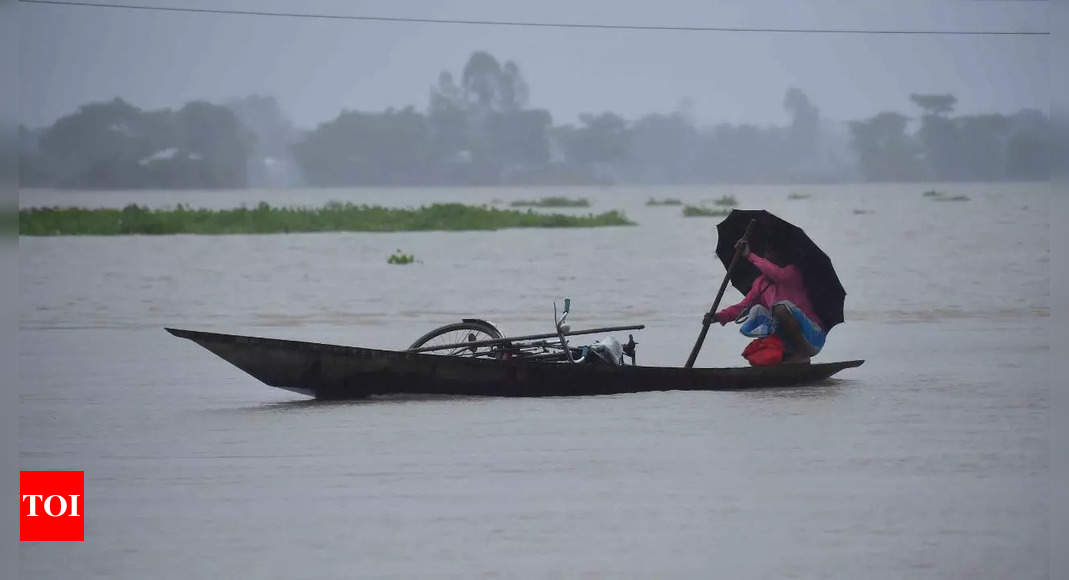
[714,209,846,331]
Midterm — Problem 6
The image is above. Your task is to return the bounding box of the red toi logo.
[20,471,84,542]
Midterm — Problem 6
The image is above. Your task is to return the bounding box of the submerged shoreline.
[18,201,635,235]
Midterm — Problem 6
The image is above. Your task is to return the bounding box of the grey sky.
[19,0,1050,129]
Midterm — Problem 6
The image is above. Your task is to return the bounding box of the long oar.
[685,219,756,368]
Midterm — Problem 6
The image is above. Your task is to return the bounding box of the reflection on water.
[226,393,496,414]
[737,379,848,400]
[19,184,1049,579]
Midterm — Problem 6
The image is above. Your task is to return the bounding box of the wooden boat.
[166,328,864,399]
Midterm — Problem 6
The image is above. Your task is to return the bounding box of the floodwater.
[19,183,1049,578]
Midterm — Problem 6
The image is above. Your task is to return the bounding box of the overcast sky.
[18,0,1051,129]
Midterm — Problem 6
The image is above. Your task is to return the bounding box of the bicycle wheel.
[408,321,504,357]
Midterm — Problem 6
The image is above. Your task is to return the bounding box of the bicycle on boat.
[407,299,640,366]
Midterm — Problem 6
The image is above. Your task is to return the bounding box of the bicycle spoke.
[413,324,501,358]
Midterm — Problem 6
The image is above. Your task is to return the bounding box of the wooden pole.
[685,219,756,368]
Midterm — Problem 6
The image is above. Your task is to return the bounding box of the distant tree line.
[848,94,1050,182]
[20,98,254,188]
[19,51,1052,189]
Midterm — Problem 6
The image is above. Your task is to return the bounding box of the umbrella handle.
[685,219,757,368]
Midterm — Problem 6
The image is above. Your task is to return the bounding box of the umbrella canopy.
[715,209,846,331]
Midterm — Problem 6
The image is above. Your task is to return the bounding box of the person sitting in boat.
[707,239,825,364]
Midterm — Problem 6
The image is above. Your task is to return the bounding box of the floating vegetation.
[645,197,683,206]
[682,205,731,218]
[711,195,738,207]
[509,196,590,208]
[387,249,415,265]
[924,190,970,202]
[19,202,635,236]
[788,193,811,200]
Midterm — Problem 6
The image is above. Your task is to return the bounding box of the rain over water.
[19,183,1049,578]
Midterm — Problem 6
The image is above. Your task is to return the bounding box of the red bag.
[742,335,785,366]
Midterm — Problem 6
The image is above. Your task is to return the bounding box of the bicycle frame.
[408,299,641,364]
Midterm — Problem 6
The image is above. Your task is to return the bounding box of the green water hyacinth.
[645,197,683,206]
[509,196,590,208]
[930,194,970,202]
[682,205,731,218]
[923,190,970,202]
[19,202,635,235]
[387,250,415,265]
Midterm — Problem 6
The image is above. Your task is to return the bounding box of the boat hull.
[166,328,864,399]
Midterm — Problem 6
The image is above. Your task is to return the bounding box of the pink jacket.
[715,253,823,328]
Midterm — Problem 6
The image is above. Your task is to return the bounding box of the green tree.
[910,93,959,179]
[498,61,529,111]
[909,93,957,116]
[627,112,699,183]
[462,51,503,110]
[460,51,529,113]
[29,97,253,188]
[954,114,1011,181]
[39,98,150,187]
[783,88,819,157]
[1004,108,1050,180]
[562,112,629,168]
[292,107,431,186]
[487,108,552,169]
[427,71,471,170]
[226,95,303,187]
[175,101,255,188]
[848,112,923,181]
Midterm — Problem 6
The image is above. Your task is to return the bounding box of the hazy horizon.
[19,0,1050,130]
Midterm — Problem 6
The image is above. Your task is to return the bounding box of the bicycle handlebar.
[555,297,571,329]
